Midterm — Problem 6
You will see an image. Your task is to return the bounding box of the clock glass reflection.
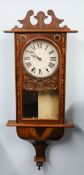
[22,90,59,120]
[22,90,38,118]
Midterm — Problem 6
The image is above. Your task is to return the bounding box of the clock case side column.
[14,33,23,124]
[59,33,67,123]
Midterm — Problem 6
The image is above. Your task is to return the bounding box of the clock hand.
[31,54,42,61]
[31,54,36,58]
[35,55,42,61]
[34,53,42,61]
[27,50,42,60]
[26,50,34,54]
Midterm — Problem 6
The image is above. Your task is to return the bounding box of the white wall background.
[0,0,84,175]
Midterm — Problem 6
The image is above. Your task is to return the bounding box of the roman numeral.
[48,62,55,69]
[39,69,42,74]
[25,62,31,68]
[50,57,56,61]
[45,44,49,50]
[31,67,36,73]
[37,42,42,48]
[49,50,54,55]
[30,43,36,50]
[24,57,30,60]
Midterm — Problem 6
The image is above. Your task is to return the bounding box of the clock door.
[22,38,60,120]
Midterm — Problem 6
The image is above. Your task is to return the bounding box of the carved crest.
[5,10,78,33]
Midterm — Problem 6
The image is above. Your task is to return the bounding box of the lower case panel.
[22,90,59,120]
[16,127,64,141]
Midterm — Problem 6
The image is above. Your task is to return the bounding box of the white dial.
[23,39,59,78]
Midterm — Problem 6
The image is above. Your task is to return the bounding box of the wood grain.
[4,10,78,33]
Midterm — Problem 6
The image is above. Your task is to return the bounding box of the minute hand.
[31,53,42,61]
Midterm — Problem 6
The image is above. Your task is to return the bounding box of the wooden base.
[6,120,75,170]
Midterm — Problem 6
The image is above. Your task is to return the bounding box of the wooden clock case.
[5,10,78,170]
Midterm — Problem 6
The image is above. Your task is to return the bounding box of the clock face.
[23,39,59,78]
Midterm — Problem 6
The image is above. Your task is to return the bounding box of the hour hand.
[26,50,34,54]
[31,54,36,58]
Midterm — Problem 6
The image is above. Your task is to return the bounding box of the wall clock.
[5,10,78,170]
